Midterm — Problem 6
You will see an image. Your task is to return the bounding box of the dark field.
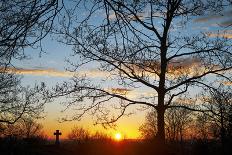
[1,138,231,155]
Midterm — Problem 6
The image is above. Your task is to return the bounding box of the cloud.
[109,88,132,95]
[108,12,145,21]
[107,87,157,99]
[175,98,196,105]
[206,30,232,39]
[194,10,232,27]
[1,67,72,77]
[1,55,223,81]
[1,67,110,78]
[222,81,232,86]
[129,90,157,99]
[108,10,162,21]
[167,57,204,77]
[194,15,223,23]
[127,57,203,79]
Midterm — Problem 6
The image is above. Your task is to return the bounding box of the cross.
[54,130,62,145]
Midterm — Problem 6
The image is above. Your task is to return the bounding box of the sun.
[114,133,122,141]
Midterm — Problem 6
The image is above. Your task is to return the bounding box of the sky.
[9,1,232,139]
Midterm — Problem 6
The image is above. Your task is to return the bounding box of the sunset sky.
[9,2,232,139]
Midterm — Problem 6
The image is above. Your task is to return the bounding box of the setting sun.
[114,133,122,141]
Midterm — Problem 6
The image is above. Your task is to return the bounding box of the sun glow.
[114,133,122,141]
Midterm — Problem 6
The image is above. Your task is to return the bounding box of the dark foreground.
[1,138,232,155]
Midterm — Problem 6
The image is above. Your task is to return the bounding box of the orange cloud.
[108,88,131,95]
[222,81,232,86]
[2,67,74,77]
[167,57,203,77]
[175,98,196,105]
[125,57,203,79]
[107,87,157,100]
[206,31,232,39]
[1,67,110,78]
[1,55,222,81]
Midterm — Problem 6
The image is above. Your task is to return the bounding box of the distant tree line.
[67,126,111,143]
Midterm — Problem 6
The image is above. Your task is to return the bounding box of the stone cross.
[54,130,62,145]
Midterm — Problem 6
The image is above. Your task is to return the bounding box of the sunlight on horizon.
[114,133,122,141]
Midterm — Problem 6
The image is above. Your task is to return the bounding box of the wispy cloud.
[1,55,224,81]
[127,57,204,79]
[206,30,232,39]
[1,67,73,77]
[222,81,232,86]
[107,87,157,99]
[108,11,145,21]
[175,98,196,105]
[194,10,232,27]
[109,88,132,95]
[108,10,162,21]
[1,67,110,78]
[194,14,223,23]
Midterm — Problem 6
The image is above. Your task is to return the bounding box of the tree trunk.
[156,92,166,145]
[156,107,165,144]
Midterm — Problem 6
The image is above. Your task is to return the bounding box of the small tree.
[67,126,91,143]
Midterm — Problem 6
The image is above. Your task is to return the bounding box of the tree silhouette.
[0,116,44,139]
[139,110,157,140]
[195,112,212,141]
[0,0,59,126]
[67,126,91,143]
[0,0,59,67]
[200,85,232,147]
[0,84,47,126]
[165,107,192,142]
[53,0,232,145]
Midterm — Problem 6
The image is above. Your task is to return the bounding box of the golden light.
[114,133,122,141]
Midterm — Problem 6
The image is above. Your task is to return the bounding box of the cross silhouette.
[54,130,62,145]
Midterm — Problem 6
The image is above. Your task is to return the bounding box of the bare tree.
[53,0,232,145]
[92,131,110,140]
[67,126,91,143]
[165,107,192,142]
[139,110,157,140]
[194,113,212,141]
[21,117,43,139]
[0,83,47,125]
[0,116,44,139]
[0,0,60,126]
[0,0,60,67]
[200,85,232,146]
